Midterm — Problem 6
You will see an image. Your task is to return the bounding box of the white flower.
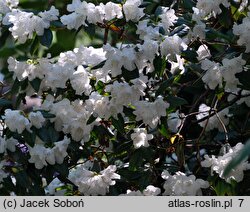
[28,111,45,129]
[161,170,209,195]
[143,185,161,196]
[120,190,143,196]
[221,55,246,92]
[159,7,178,33]
[86,92,111,119]
[197,44,211,61]
[4,109,31,133]
[103,2,122,21]
[131,128,153,149]
[136,20,160,40]
[52,136,71,164]
[0,0,18,15]
[137,39,159,63]
[0,137,18,153]
[236,90,250,107]
[169,54,185,75]
[28,137,70,169]
[201,59,222,89]
[70,65,92,95]
[123,0,144,22]
[3,7,59,43]
[201,143,250,183]
[194,0,230,19]
[61,1,122,29]
[191,22,206,40]
[196,104,231,132]
[38,6,59,23]
[28,144,48,169]
[61,0,88,29]
[45,178,66,196]
[160,35,187,60]
[167,111,184,133]
[133,97,169,128]
[7,57,45,81]
[118,185,161,196]
[69,165,120,195]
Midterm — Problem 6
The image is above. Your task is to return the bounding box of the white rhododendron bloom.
[194,0,230,19]
[0,0,19,15]
[0,137,18,153]
[69,165,120,195]
[221,55,246,92]
[136,20,160,40]
[120,185,161,196]
[201,143,250,183]
[133,97,169,128]
[61,0,122,29]
[123,0,144,22]
[161,170,209,196]
[70,65,91,95]
[236,90,250,107]
[167,111,184,133]
[45,178,66,196]
[196,44,211,61]
[28,111,45,129]
[49,99,94,142]
[196,104,231,132]
[160,35,187,60]
[143,185,161,196]
[28,144,48,169]
[86,92,111,119]
[131,128,153,149]
[4,109,31,133]
[159,7,178,32]
[2,6,59,43]
[28,136,70,169]
[233,8,250,52]
[7,57,45,81]
[201,59,222,90]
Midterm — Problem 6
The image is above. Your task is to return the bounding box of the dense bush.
[0,0,250,196]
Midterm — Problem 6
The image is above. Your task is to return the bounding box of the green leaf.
[37,110,56,118]
[36,123,60,143]
[30,35,39,55]
[111,114,125,134]
[87,114,97,125]
[0,48,16,57]
[30,78,41,92]
[22,130,36,147]
[0,29,10,49]
[155,77,175,97]
[166,95,188,108]
[129,149,144,171]
[39,29,53,48]
[218,6,232,28]
[236,70,250,90]
[53,163,69,179]
[122,67,139,81]
[223,140,250,178]
[57,29,76,50]
[153,55,166,78]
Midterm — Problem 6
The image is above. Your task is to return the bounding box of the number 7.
[238,199,244,207]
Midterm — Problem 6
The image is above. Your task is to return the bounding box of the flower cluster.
[201,143,250,183]
[69,165,120,195]
[161,170,209,196]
